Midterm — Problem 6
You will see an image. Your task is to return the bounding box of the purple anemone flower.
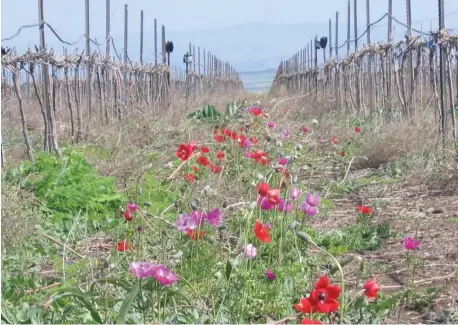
[206,208,224,227]
[301,202,319,217]
[306,192,321,207]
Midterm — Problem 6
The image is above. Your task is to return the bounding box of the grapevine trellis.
[273,31,458,120]
[1,47,243,160]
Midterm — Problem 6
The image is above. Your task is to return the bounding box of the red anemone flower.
[176,142,197,161]
[214,134,226,143]
[357,205,373,215]
[354,126,361,133]
[258,182,270,196]
[295,276,341,314]
[187,229,205,240]
[267,189,281,205]
[123,210,133,221]
[201,146,210,153]
[364,279,380,298]
[250,107,264,116]
[192,166,199,172]
[197,155,211,166]
[185,173,197,183]
[117,240,129,252]
[210,164,222,173]
[217,151,225,160]
[254,220,272,243]
[301,319,323,324]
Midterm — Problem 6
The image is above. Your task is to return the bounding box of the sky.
[2,0,458,71]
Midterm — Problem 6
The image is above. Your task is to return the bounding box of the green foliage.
[187,105,222,122]
[307,214,393,255]
[4,149,122,232]
[134,171,177,216]
[225,99,248,116]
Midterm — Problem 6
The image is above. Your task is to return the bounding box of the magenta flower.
[282,130,290,139]
[243,151,252,159]
[303,127,310,134]
[206,208,223,227]
[258,196,274,210]
[267,121,277,128]
[278,157,289,165]
[265,223,272,230]
[278,198,294,213]
[127,203,138,212]
[242,244,257,259]
[130,262,156,278]
[301,202,319,217]
[290,188,302,200]
[243,138,253,148]
[404,236,420,250]
[176,211,206,232]
[151,264,179,285]
[306,192,321,207]
[265,269,277,281]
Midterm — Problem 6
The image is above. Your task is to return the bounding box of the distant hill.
[4,21,411,72]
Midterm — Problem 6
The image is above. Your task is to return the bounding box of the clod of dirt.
[426,207,447,214]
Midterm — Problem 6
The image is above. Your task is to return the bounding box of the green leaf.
[1,305,17,324]
[90,277,131,292]
[225,260,233,280]
[46,288,103,324]
[116,281,140,324]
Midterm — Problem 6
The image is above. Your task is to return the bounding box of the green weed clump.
[3,149,122,233]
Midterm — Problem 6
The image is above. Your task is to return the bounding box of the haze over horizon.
[2,0,458,79]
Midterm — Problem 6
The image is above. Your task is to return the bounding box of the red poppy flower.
[364,279,380,298]
[339,151,345,157]
[185,173,197,183]
[354,126,361,133]
[295,276,341,314]
[197,155,211,166]
[117,240,129,252]
[254,220,272,243]
[258,182,270,196]
[214,134,226,143]
[192,166,199,172]
[123,210,133,221]
[267,189,281,205]
[357,205,373,215]
[239,127,245,132]
[222,128,233,136]
[217,151,225,160]
[210,164,222,173]
[187,229,205,240]
[301,319,322,324]
[201,146,210,153]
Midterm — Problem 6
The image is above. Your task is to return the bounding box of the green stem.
[139,279,145,324]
